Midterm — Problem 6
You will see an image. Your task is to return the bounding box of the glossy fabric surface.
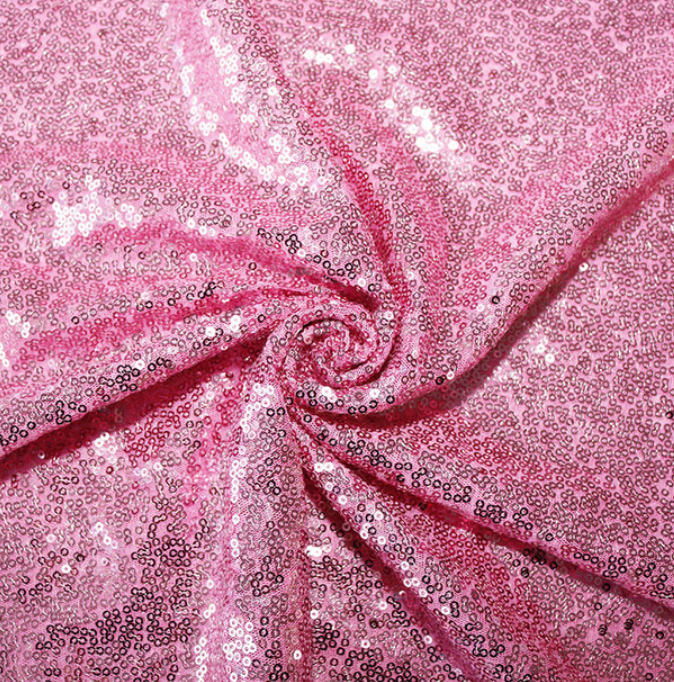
[1,1,674,680]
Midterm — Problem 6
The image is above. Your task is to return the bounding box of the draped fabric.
[1,1,674,680]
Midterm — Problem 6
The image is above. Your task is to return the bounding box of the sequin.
[1,0,674,680]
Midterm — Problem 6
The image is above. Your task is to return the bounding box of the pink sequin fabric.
[1,1,674,680]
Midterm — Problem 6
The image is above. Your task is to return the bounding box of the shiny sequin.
[1,0,674,680]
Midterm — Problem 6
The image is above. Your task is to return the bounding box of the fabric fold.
[1,0,674,680]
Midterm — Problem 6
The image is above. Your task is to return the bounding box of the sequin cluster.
[1,0,674,680]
